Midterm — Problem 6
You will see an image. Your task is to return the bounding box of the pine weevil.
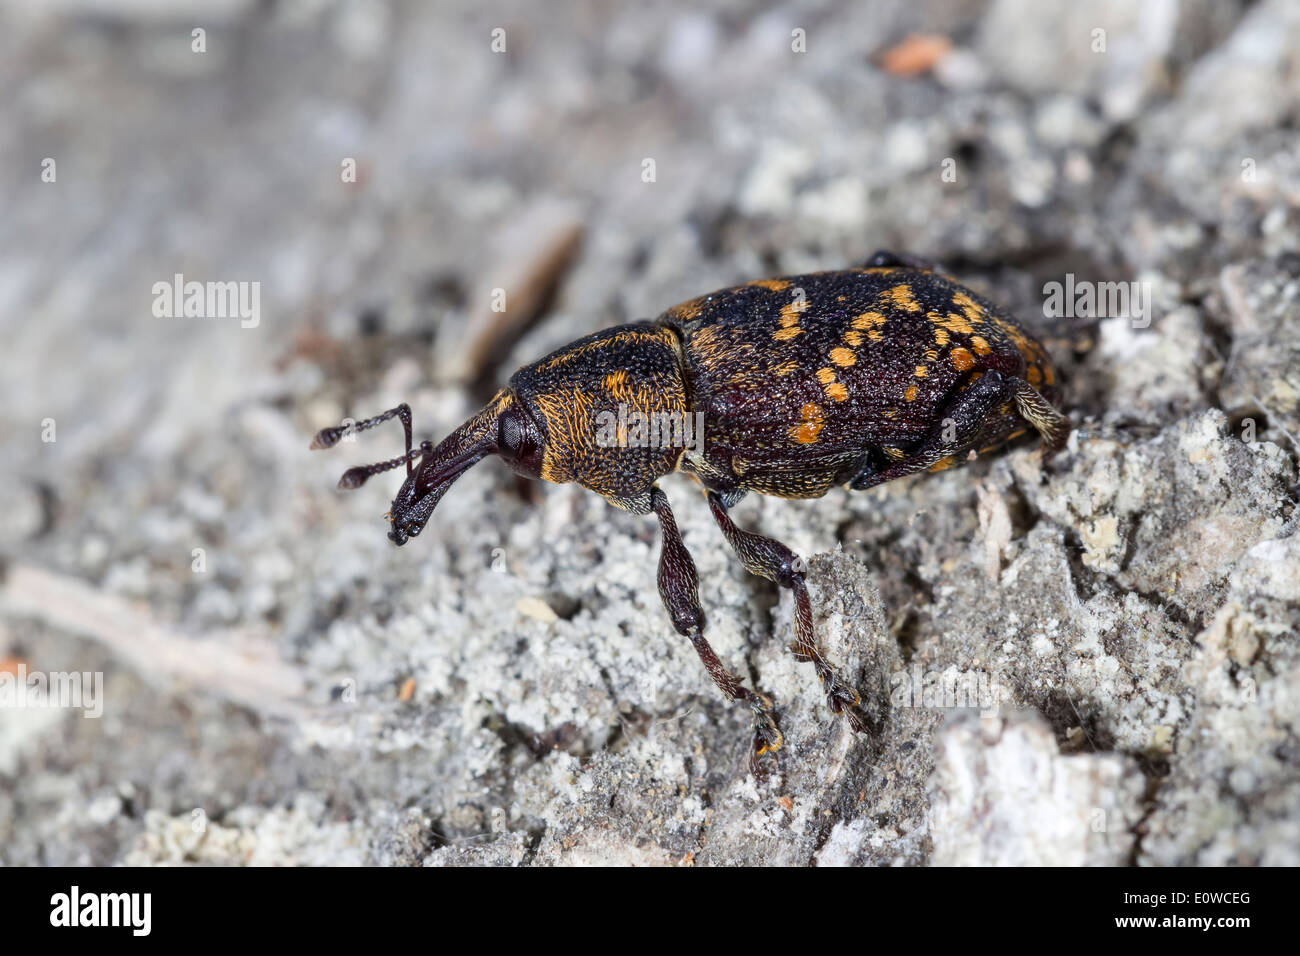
[311,251,1069,771]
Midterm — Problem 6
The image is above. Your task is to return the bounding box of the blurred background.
[1,0,1297,866]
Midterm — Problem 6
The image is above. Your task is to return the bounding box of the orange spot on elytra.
[790,403,824,444]
[950,347,975,371]
[748,278,790,292]
[825,382,848,402]
[816,367,836,385]
[1026,365,1042,386]
[929,455,956,472]
[945,313,974,335]
[970,335,991,356]
[773,326,802,341]
[773,360,798,376]
[904,384,919,402]
[951,291,985,324]
[883,284,921,312]
[830,347,856,367]
[844,330,864,347]
[853,310,888,343]
[915,365,928,378]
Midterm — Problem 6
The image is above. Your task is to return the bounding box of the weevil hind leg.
[849,369,1018,490]
[706,492,869,736]
[651,487,782,775]
[1012,378,1070,454]
[849,371,1068,491]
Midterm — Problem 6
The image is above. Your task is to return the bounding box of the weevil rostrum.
[312,251,1069,770]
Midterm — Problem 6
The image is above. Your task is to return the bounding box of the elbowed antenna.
[311,403,413,464]
[337,444,428,489]
[310,393,509,532]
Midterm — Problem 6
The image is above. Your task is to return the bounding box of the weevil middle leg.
[706,492,868,734]
[650,487,783,772]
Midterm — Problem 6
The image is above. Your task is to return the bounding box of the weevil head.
[380,321,692,542]
[386,389,545,545]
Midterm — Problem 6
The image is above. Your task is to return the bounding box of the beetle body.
[494,263,1065,514]
[313,253,1068,769]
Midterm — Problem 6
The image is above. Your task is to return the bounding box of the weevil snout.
[313,390,534,547]
[385,469,426,546]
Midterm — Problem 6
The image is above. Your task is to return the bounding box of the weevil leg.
[706,492,868,734]
[1011,378,1070,453]
[850,371,1068,491]
[850,369,1018,490]
[651,487,782,773]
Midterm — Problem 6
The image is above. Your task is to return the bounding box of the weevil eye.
[496,403,543,479]
[498,408,523,457]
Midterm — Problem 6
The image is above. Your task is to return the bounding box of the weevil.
[311,251,1069,770]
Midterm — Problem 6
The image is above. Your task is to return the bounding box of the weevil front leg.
[705,492,867,734]
[651,487,782,772]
